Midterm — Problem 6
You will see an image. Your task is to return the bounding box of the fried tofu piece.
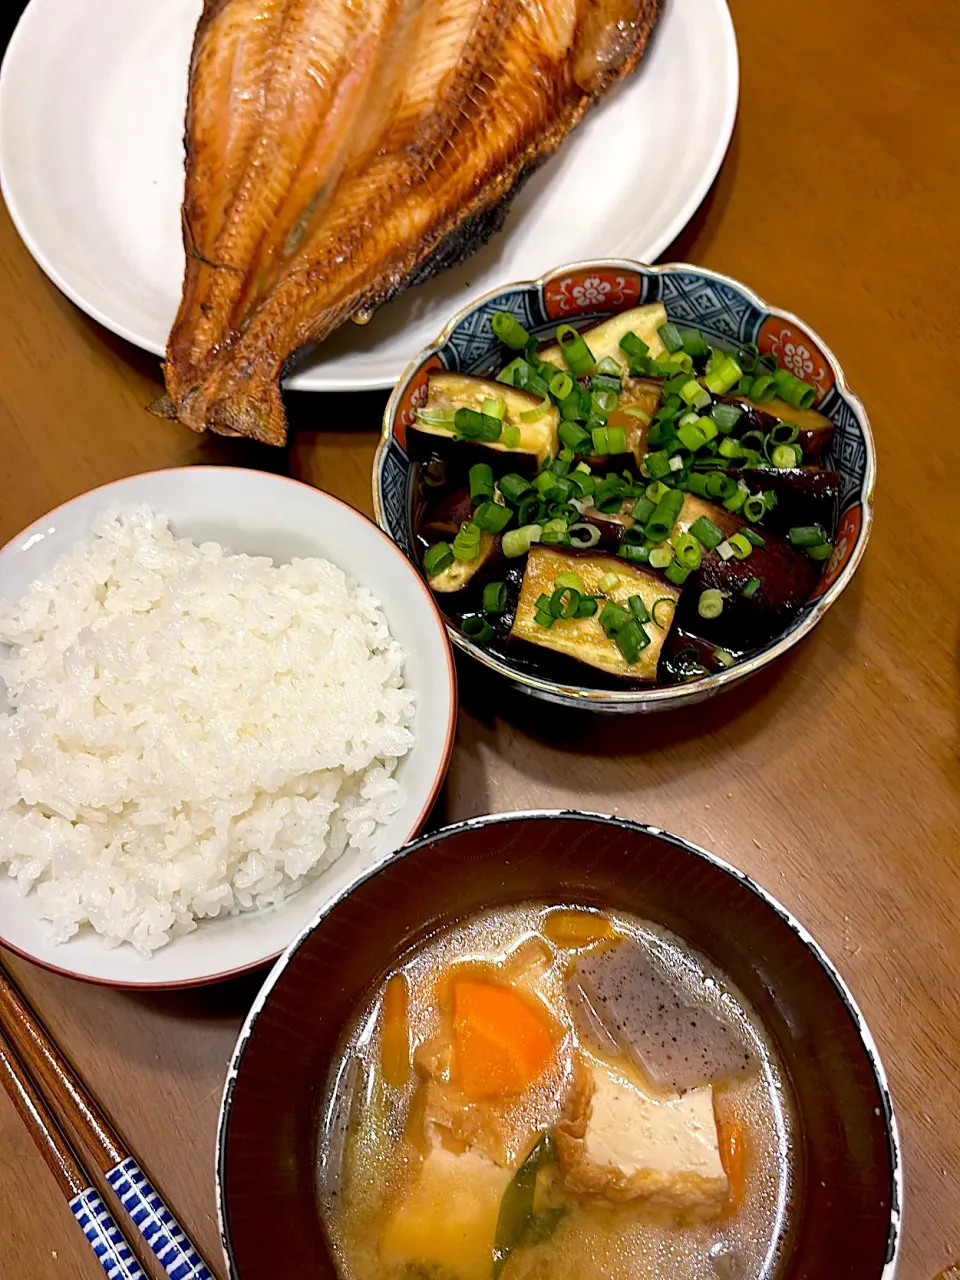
[556,1055,728,1218]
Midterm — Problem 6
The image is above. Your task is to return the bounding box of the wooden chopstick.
[0,962,219,1280]
[0,1025,149,1279]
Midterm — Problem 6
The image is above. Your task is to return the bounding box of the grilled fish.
[163,0,662,445]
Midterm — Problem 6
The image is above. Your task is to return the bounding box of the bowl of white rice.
[0,467,456,987]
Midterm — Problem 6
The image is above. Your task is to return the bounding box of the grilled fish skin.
[163,0,661,445]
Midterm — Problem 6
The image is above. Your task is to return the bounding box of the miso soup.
[317,904,795,1279]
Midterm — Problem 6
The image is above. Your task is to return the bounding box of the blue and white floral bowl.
[373,260,875,712]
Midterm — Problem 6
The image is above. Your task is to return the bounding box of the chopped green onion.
[679,328,709,358]
[540,518,570,546]
[621,405,651,423]
[549,370,574,401]
[595,572,620,596]
[469,463,495,505]
[664,561,692,586]
[718,437,744,459]
[649,545,674,570]
[599,601,631,637]
[656,351,694,375]
[739,342,760,371]
[483,581,507,613]
[557,421,591,452]
[628,595,650,624]
[452,522,482,560]
[498,474,532,505]
[496,357,525,387]
[591,373,622,397]
[645,489,685,542]
[591,426,610,455]
[591,389,617,418]
[742,494,769,523]
[677,421,709,452]
[631,496,656,523]
[491,311,530,350]
[689,516,725,550]
[534,610,554,628]
[728,532,753,559]
[773,367,817,409]
[568,523,601,549]
[606,426,627,454]
[534,472,554,496]
[686,473,710,497]
[749,374,777,402]
[473,501,513,534]
[481,397,506,421]
[554,570,585,593]
[593,357,623,379]
[739,526,765,547]
[711,402,743,434]
[698,589,724,619]
[742,577,761,598]
[502,425,521,448]
[807,541,833,561]
[520,395,552,423]
[714,648,736,668]
[739,430,766,454]
[723,485,748,513]
[502,524,542,558]
[617,544,651,565]
[423,542,453,576]
[770,421,799,446]
[454,406,502,441]
[516,493,541,525]
[673,531,703,570]
[652,597,675,629]
[679,379,712,409]
[576,596,600,618]
[716,540,735,561]
[619,331,649,361]
[658,322,684,353]
[644,450,672,480]
[614,618,650,664]
[704,356,743,396]
[788,524,828,548]
[550,586,581,620]
[703,473,735,501]
[416,407,457,429]
[771,443,800,469]
[462,615,493,643]
[556,324,595,376]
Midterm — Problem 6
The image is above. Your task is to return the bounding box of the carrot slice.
[542,909,616,949]
[716,1107,749,1215]
[380,973,411,1089]
[452,979,554,1099]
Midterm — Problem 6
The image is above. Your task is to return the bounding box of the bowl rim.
[215,807,902,1280]
[0,465,458,989]
[373,259,877,709]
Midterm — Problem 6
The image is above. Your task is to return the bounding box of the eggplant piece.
[718,466,839,536]
[538,305,668,372]
[718,394,833,457]
[425,533,501,595]
[580,504,632,554]
[408,373,559,474]
[510,545,679,682]
[670,495,820,649]
[659,628,742,684]
[419,485,476,538]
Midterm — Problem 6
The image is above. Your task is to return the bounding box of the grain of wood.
[0,0,958,1276]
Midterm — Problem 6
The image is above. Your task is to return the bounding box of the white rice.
[0,507,415,956]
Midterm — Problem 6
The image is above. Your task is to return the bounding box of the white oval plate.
[0,0,738,392]
[0,469,456,987]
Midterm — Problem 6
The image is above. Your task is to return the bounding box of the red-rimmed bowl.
[373,260,875,712]
[0,467,456,987]
[216,810,901,1278]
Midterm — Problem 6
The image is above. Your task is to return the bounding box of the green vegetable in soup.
[492,1132,565,1278]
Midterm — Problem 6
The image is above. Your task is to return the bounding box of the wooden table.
[1,0,958,1275]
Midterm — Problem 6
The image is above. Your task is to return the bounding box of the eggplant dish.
[411,306,839,688]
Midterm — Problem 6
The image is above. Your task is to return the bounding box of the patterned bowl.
[373,260,874,712]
